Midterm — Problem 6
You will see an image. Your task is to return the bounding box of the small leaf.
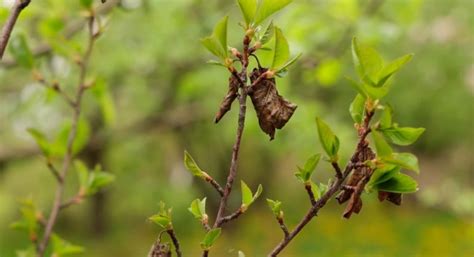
[10,199,39,240]
[349,94,365,124]
[254,0,292,25]
[351,37,383,86]
[214,16,228,52]
[149,214,171,229]
[9,34,34,69]
[276,53,302,72]
[374,173,418,193]
[377,54,413,87]
[372,130,393,157]
[271,27,290,70]
[294,154,321,182]
[237,0,257,25]
[266,199,282,217]
[379,105,392,128]
[310,181,321,200]
[383,153,420,174]
[86,166,115,196]
[240,181,262,210]
[184,151,206,178]
[380,127,425,146]
[345,76,368,98]
[201,228,222,250]
[259,21,274,45]
[51,234,85,256]
[51,119,91,156]
[90,78,116,127]
[188,198,207,220]
[201,37,227,59]
[74,160,89,192]
[27,128,51,157]
[206,60,226,67]
[367,165,399,190]
[201,16,229,60]
[315,117,340,160]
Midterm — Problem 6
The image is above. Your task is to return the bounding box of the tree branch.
[268,109,375,256]
[0,0,31,60]
[304,183,316,206]
[166,229,182,257]
[36,15,98,257]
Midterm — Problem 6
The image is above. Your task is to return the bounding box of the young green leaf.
[376,54,413,87]
[188,198,207,220]
[310,181,321,200]
[86,166,115,196]
[345,76,368,98]
[51,234,85,256]
[184,150,207,178]
[9,34,34,69]
[277,53,302,72]
[254,0,292,25]
[271,27,290,70]
[315,117,340,160]
[349,94,365,124]
[237,0,257,25]
[372,130,393,157]
[379,105,392,128]
[266,199,282,217]
[201,228,222,250]
[240,181,263,210]
[294,154,321,183]
[51,119,91,156]
[90,78,116,127]
[74,160,89,193]
[367,165,399,190]
[380,127,425,146]
[27,128,51,157]
[201,16,229,60]
[383,153,420,174]
[80,0,93,8]
[374,173,418,193]
[149,202,172,229]
[10,199,39,240]
[258,21,274,45]
[351,37,383,86]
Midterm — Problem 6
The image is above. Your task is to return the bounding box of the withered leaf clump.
[337,145,375,219]
[214,75,239,123]
[249,68,297,140]
[378,191,402,205]
[148,242,171,257]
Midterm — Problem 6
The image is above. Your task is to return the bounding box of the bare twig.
[46,161,62,183]
[204,175,224,197]
[304,183,316,206]
[36,15,98,257]
[166,229,182,257]
[219,208,244,225]
[276,216,289,238]
[0,0,31,60]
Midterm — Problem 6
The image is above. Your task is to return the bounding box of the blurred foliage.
[0,0,473,256]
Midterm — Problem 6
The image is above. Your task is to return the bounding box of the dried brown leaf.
[214,75,239,123]
[249,68,297,140]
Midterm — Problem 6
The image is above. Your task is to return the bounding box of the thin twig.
[0,0,31,60]
[304,183,316,206]
[267,109,375,256]
[276,217,289,238]
[59,195,82,210]
[219,208,243,225]
[166,229,182,257]
[36,15,97,257]
[204,176,224,197]
[46,161,62,183]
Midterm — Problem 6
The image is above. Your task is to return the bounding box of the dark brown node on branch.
[339,145,375,219]
[148,242,171,257]
[214,75,239,123]
[378,191,402,205]
[249,67,297,140]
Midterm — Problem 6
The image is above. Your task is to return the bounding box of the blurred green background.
[0,0,473,256]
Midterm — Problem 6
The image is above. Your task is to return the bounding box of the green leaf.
[345,76,368,98]
[294,154,321,183]
[379,105,392,128]
[74,160,89,192]
[86,165,115,196]
[188,198,207,220]
[10,199,38,240]
[237,0,257,25]
[184,150,206,178]
[266,199,282,217]
[383,153,420,174]
[51,234,85,256]
[240,181,263,210]
[364,82,391,99]
[377,54,413,87]
[351,37,383,86]
[9,34,34,69]
[310,181,321,200]
[27,128,51,157]
[201,228,222,250]
[271,27,290,70]
[277,52,302,72]
[254,0,292,25]
[201,37,227,59]
[315,117,340,160]
[51,119,91,156]
[80,0,93,8]
[259,21,274,45]
[349,94,365,124]
[201,16,229,60]
[206,60,226,67]
[372,130,393,157]
[380,127,425,146]
[367,165,399,190]
[374,173,418,193]
[90,78,116,127]
[214,16,228,52]
[149,202,172,229]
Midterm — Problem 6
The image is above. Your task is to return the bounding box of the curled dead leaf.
[378,191,402,205]
[249,68,297,140]
[214,75,239,123]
